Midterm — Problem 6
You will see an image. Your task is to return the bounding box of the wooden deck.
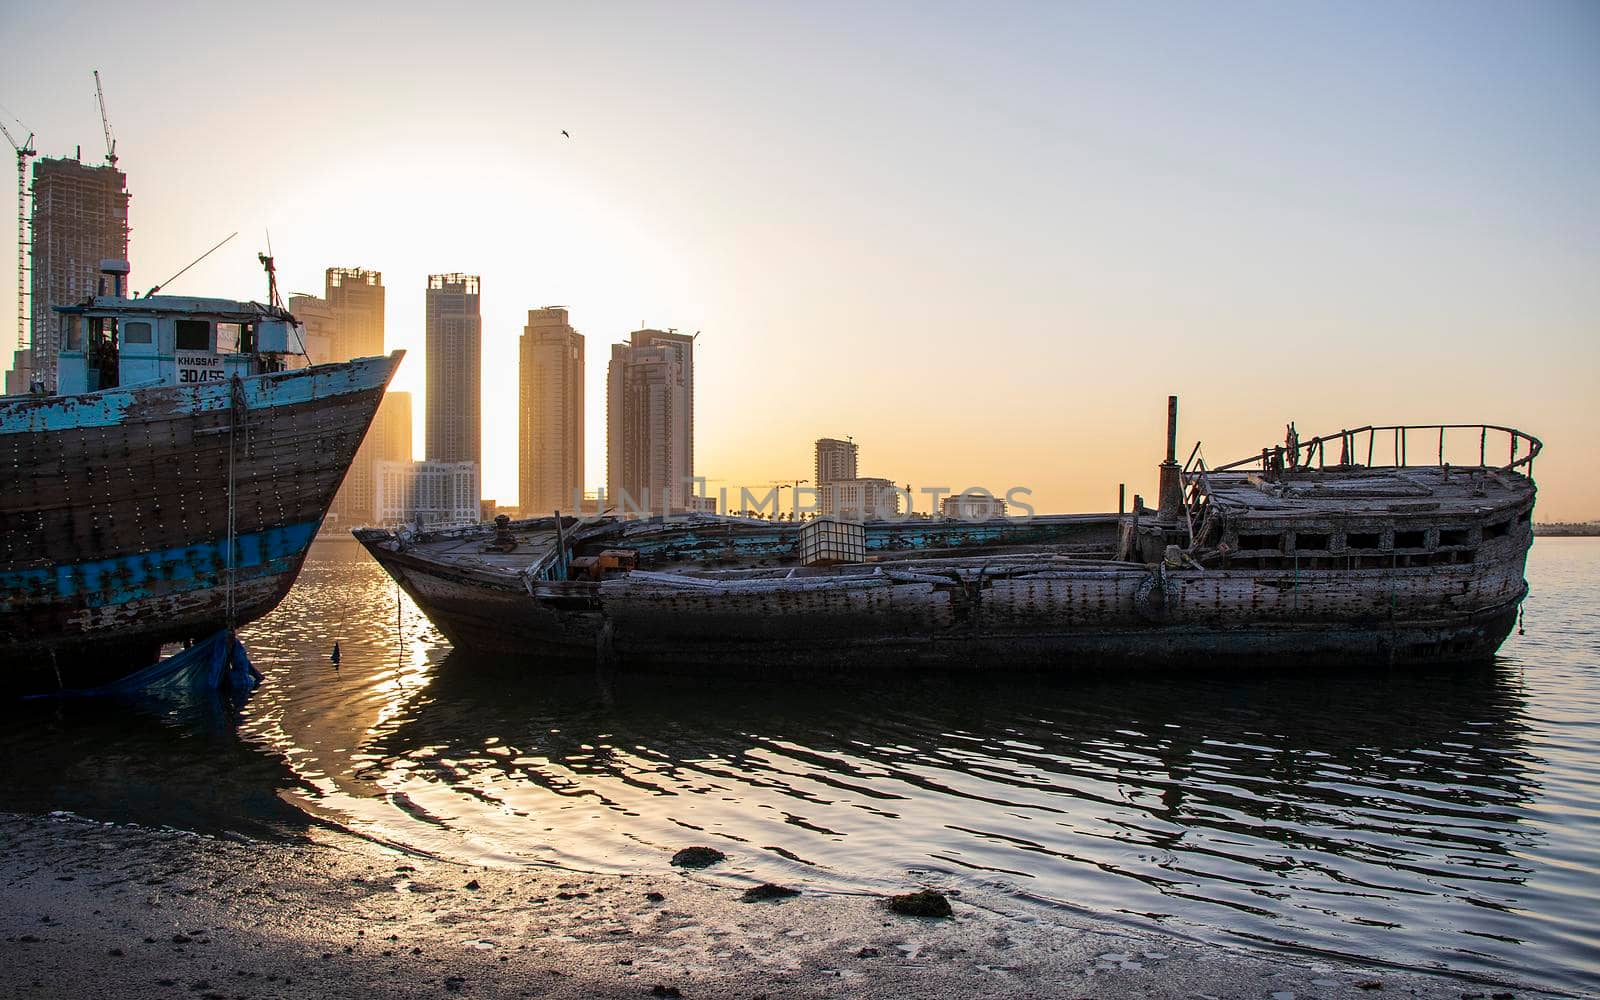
[1205,466,1533,516]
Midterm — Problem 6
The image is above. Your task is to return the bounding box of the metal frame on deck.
[1177,423,1542,550]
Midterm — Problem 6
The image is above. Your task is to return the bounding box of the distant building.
[373,391,414,469]
[519,307,584,517]
[24,156,130,392]
[375,460,481,529]
[330,390,413,527]
[325,268,384,361]
[819,477,900,521]
[285,293,334,366]
[318,269,392,525]
[426,274,481,476]
[814,436,860,516]
[941,491,1007,521]
[357,391,413,520]
[4,347,34,396]
[1531,520,1600,537]
[686,493,718,514]
[814,438,858,489]
[607,328,695,514]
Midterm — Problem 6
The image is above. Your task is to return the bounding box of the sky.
[2,0,1597,518]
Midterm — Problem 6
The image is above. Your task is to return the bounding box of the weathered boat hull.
[358,518,1531,671]
[1,353,403,693]
[358,410,1541,675]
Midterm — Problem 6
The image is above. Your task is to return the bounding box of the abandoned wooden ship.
[1,260,403,694]
[357,399,1539,671]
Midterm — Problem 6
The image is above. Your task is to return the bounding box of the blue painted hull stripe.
[1,519,321,609]
[0,352,400,434]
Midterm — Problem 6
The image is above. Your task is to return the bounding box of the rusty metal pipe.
[1166,395,1178,463]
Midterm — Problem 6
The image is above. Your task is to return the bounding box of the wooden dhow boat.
[2,260,402,693]
[357,400,1538,671]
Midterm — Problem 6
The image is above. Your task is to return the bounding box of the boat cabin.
[49,261,307,395]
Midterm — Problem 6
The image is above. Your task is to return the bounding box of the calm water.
[5,538,1598,992]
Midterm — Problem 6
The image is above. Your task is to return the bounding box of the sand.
[1,811,1546,999]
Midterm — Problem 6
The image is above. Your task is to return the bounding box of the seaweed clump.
[741,883,800,902]
[669,846,726,868]
[888,889,952,917]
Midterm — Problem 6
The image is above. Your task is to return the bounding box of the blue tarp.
[24,630,262,700]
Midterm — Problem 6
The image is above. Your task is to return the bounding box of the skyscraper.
[814,438,858,489]
[606,328,695,514]
[319,268,389,525]
[425,274,481,473]
[519,307,584,517]
[26,155,130,392]
[325,267,384,361]
[372,391,413,469]
[285,293,334,366]
[326,390,412,527]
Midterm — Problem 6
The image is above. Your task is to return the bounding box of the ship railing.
[1205,423,1542,480]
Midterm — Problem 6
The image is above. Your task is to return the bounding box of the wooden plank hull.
[358,521,1531,671]
[1,353,403,692]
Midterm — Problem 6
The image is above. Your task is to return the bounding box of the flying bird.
[561,130,570,138]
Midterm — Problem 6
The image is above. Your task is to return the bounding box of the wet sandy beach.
[1,811,1550,1000]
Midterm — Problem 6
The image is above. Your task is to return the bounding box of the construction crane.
[93,70,117,168]
[769,479,810,520]
[0,117,35,352]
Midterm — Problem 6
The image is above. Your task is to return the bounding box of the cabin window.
[1395,530,1426,549]
[123,320,152,344]
[1293,532,1330,551]
[1347,531,1381,549]
[1485,520,1510,539]
[63,316,83,351]
[216,323,241,353]
[175,319,211,351]
[1238,533,1281,551]
[1440,528,1470,546]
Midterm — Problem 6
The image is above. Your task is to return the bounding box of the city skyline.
[1,3,1595,519]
